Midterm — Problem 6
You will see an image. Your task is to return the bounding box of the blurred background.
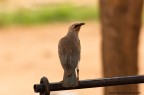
[0,0,143,95]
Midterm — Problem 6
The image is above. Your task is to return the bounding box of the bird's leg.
[76,65,79,81]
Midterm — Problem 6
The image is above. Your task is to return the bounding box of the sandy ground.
[0,22,143,95]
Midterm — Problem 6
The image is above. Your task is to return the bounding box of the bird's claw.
[77,77,79,81]
[60,80,63,82]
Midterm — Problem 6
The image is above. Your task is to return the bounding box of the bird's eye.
[73,25,78,28]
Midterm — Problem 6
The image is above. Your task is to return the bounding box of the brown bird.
[58,22,85,87]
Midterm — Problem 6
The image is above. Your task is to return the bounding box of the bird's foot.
[77,77,79,81]
[60,80,63,82]
[77,77,80,83]
[77,78,80,85]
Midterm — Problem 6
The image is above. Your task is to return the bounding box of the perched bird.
[58,22,85,87]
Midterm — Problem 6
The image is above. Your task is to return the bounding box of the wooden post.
[100,0,143,94]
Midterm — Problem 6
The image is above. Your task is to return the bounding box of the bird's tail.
[62,71,78,87]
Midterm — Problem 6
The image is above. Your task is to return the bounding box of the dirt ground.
[0,22,143,95]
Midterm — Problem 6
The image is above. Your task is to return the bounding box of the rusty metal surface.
[34,75,144,95]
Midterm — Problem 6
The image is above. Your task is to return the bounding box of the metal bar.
[50,75,144,91]
[34,75,144,95]
[34,84,45,93]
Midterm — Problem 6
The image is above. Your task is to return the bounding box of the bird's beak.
[78,23,85,26]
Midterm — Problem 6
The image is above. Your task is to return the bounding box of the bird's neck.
[67,31,78,38]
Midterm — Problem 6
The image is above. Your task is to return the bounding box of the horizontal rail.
[34,75,144,95]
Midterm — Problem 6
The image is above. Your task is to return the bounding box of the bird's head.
[68,22,85,34]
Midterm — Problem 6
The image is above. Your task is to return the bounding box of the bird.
[58,22,85,87]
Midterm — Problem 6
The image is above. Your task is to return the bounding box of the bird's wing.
[70,39,80,69]
[58,38,80,76]
[58,38,72,76]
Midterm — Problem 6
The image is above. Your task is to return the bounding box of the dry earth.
[0,22,143,95]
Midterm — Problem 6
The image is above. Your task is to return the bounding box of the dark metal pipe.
[34,75,144,95]
[34,84,45,93]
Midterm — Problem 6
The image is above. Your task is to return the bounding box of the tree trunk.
[100,0,143,95]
